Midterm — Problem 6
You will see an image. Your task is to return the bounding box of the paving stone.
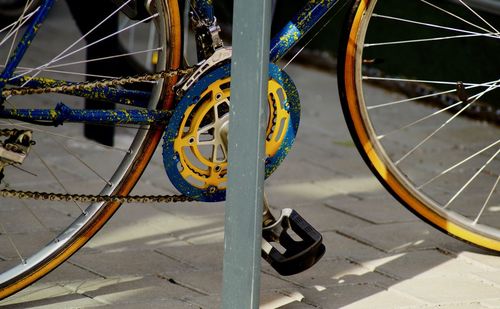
[400,302,487,308]
[266,200,371,233]
[0,282,102,308]
[339,221,467,253]
[41,261,104,283]
[155,201,226,220]
[98,299,199,309]
[84,205,223,251]
[481,299,500,308]
[181,294,222,308]
[61,275,201,305]
[298,283,426,308]
[453,250,500,270]
[266,180,344,207]
[70,250,194,277]
[161,270,292,297]
[92,202,225,246]
[155,243,224,270]
[0,232,54,260]
[260,290,309,309]
[318,231,387,261]
[390,276,500,304]
[471,271,500,287]
[262,257,397,289]
[371,250,494,280]
[325,193,418,224]
[268,172,387,208]
[0,294,103,309]
[265,142,346,187]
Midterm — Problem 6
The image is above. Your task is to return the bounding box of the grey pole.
[221,0,272,308]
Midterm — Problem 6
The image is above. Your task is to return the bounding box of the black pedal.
[262,209,325,276]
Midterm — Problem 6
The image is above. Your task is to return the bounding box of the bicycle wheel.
[0,0,181,299]
[339,0,500,250]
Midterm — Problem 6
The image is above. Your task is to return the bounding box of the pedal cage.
[262,208,325,276]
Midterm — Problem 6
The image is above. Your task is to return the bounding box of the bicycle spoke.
[0,0,37,46]
[10,6,158,83]
[0,0,176,295]
[376,80,499,139]
[52,138,112,186]
[44,47,163,71]
[417,139,500,189]
[372,13,500,39]
[365,33,491,47]
[369,88,451,110]
[0,10,36,35]
[343,0,500,252]
[368,78,500,110]
[1,0,39,67]
[0,223,25,264]
[0,8,39,46]
[3,47,162,81]
[20,199,52,232]
[418,0,497,35]
[0,120,129,153]
[444,148,499,209]
[28,0,134,74]
[456,0,499,34]
[364,76,500,87]
[395,82,498,165]
[7,66,121,80]
[11,164,38,178]
[33,149,85,214]
[474,175,500,224]
[377,100,465,140]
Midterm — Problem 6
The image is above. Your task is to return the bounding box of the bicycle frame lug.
[262,208,325,276]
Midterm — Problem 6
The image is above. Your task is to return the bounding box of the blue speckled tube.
[0,103,172,125]
[0,0,55,93]
[270,0,339,62]
[193,0,215,21]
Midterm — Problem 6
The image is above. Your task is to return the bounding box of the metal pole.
[222,0,272,308]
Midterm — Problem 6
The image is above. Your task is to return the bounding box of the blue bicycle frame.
[0,0,340,125]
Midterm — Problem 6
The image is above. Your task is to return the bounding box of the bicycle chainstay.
[0,67,195,203]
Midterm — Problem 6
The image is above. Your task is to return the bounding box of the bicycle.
[0,0,498,300]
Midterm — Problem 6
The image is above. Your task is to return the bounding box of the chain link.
[2,68,194,97]
[0,189,193,203]
[1,67,196,203]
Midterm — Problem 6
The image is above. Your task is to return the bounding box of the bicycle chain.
[1,67,196,204]
[0,189,193,203]
[1,67,194,97]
